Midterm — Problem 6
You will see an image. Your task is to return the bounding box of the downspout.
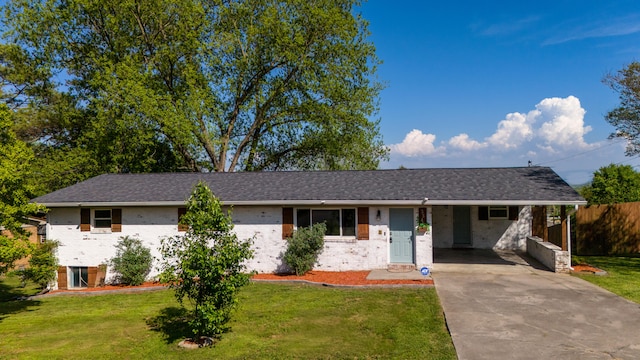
[566,204,579,270]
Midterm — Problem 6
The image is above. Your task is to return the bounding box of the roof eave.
[38,199,587,207]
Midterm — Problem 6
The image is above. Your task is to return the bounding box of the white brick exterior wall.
[432,205,532,250]
[47,204,529,288]
[48,206,182,288]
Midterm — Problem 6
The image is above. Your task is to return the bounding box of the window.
[81,208,121,232]
[296,208,356,237]
[178,207,188,232]
[69,266,88,288]
[94,209,112,228]
[479,206,519,221]
[489,206,508,219]
[37,224,47,243]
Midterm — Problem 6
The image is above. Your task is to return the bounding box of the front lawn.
[0,281,456,359]
[572,255,640,304]
[0,273,42,301]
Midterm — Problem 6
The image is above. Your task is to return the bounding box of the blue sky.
[358,0,640,184]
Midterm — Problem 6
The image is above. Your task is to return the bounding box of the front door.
[453,206,472,247]
[390,208,414,263]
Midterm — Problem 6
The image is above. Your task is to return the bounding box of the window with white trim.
[488,206,508,219]
[295,208,356,237]
[479,206,519,221]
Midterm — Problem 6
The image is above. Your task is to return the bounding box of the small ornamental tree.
[19,239,59,289]
[284,223,326,275]
[159,181,253,341]
[109,236,153,286]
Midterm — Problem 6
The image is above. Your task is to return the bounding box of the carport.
[432,248,547,274]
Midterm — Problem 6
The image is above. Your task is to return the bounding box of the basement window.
[69,266,88,288]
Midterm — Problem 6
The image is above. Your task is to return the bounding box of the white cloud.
[535,95,593,152]
[487,111,536,149]
[386,96,618,183]
[543,14,640,45]
[389,129,445,157]
[477,16,541,37]
[391,96,593,157]
[449,133,487,151]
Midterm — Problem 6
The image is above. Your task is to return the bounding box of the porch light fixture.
[376,209,381,221]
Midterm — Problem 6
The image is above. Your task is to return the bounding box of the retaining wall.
[526,236,570,273]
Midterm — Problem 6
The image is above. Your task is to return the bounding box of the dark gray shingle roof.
[32,167,585,206]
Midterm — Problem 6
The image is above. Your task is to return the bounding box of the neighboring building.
[32,167,585,289]
[3,217,47,270]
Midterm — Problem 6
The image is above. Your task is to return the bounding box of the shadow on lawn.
[146,307,191,343]
[0,282,41,323]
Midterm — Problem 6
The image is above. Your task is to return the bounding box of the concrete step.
[387,263,416,272]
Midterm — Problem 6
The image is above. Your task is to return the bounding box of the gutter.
[39,199,588,208]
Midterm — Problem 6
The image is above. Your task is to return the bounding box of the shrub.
[159,181,254,340]
[109,236,153,286]
[19,240,59,289]
[284,223,326,275]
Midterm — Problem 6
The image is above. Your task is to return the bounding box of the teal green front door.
[390,208,414,263]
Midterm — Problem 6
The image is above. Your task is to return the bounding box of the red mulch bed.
[252,271,434,286]
[572,264,606,274]
[48,271,433,294]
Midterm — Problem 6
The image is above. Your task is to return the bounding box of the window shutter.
[111,209,122,232]
[178,207,188,232]
[508,206,519,220]
[87,266,98,288]
[478,206,488,220]
[357,207,369,240]
[57,266,68,290]
[80,208,90,231]
[282,207,293,240]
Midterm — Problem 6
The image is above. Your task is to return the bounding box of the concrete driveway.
[432,249,640,360]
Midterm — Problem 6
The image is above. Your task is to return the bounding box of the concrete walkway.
[432,250,640,360]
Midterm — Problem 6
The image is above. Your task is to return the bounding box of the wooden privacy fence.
[548,224,563,248]
[575,201,640,255]
[532,205,568,250]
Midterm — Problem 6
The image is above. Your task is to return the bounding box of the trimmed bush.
[109,236,153,286]
[284,223,326,275]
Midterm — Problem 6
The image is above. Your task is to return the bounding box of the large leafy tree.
[0,104,46,274]
[580,164,640,205]
[2,0,386,180]
[603,62,640,155]
[1,41,182,195]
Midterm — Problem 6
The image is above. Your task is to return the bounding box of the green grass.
[0,282,456,359]
[572,255,640,304]
[0,273,42,302]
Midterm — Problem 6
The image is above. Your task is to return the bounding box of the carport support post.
[561,206,567,251]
